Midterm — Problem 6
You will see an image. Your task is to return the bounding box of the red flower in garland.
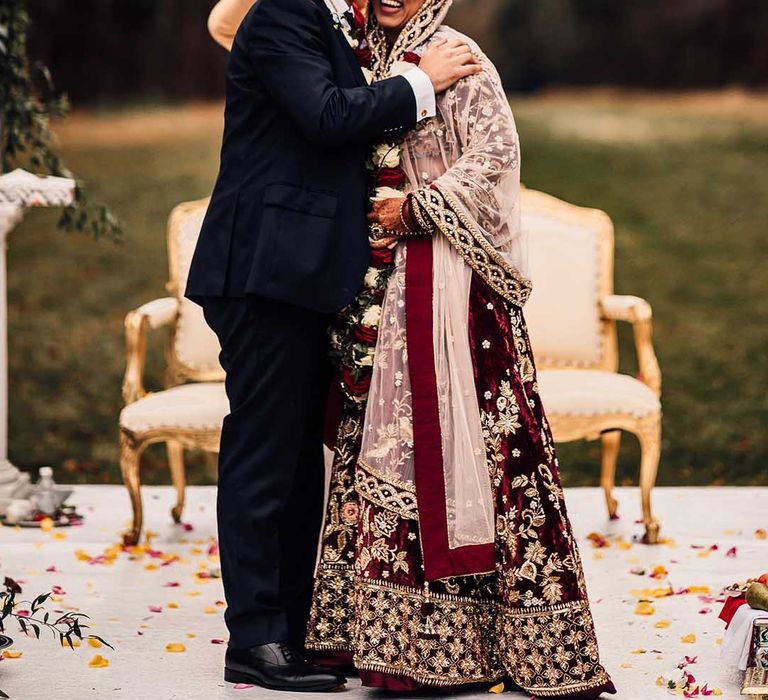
[353,325,378,345]
[377,167,406,189]
[353,45,373,69]
[350,1,367,33]
[403,51,421,65]
[341,367,372,397]
[370,246,395,268]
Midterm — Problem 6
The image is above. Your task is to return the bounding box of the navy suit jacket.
[186,0,417,312]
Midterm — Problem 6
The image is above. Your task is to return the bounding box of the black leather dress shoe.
[224,641,346,692]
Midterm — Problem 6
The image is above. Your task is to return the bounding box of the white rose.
[361,305,382,328]
[373,186,406,201]
[374,143,401,169]
[363,268,380,288]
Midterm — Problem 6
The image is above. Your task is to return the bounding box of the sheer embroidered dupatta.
[359,1,532,580]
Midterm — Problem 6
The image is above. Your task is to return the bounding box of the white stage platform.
[0,485,763,700]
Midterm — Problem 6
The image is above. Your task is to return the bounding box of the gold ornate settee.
[119,190,662,545]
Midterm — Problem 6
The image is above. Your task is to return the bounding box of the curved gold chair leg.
[120,430,144,546]
[167,440,186,524]
[600,430,621,520]
[637,415,662,544]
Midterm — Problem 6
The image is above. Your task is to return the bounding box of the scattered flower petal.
[88,654,109,668]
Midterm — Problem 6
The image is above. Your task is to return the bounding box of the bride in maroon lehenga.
[306,1,616,697]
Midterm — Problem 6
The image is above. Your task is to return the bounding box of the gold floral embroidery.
[350,579,611,696]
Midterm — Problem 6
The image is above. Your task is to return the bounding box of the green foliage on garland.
[0,0,122,241]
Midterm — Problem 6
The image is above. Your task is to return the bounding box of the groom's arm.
[244,0,420,145]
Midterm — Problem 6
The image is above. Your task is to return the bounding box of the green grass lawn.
[8,95,768,487]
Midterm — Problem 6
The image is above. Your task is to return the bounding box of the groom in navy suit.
[186,0,479,691]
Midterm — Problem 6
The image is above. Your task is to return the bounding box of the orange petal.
[654,620,672,629]
[88,638,102,648]
[3,649,22,659]
[681,633,697,644]
[635,602,656,616]
[165,643,186,653]
[88,654,109,668]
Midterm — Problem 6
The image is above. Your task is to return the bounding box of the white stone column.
[0,170,75,513]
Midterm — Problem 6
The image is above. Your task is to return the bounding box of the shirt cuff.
[403,67,436,122]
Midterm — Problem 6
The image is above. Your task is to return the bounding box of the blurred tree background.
[25,0,768,105]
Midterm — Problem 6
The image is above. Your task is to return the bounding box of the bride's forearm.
[208,0,255,50]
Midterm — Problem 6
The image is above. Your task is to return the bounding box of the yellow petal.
[631,649,647,654]
[3,649,22,659]
[635,602,656,616]
[204,606,217,614]
[75,549,92,561]
[167,602,179,609]
[144,563,158,571]
[185,591,201,597]
[654,620,672,629]
[488,682,505,694]
[52,531,67,541]
[39,517,54,532]
[88,654,109,668]
[165,643,186,653]
[185,633,196,639]
[88,638,102,648]
[756,529,767,540]
[620,663,633,669]
[686,586,710,594]
[680,633,696,644]
[61,637,82,647]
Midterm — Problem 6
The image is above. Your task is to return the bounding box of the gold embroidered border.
[306,563,356,651]
[309,572,612,696]
[414,186,533,308]
[355,459,419,520]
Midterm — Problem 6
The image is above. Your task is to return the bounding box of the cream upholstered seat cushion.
[538,369,660,419]
[120,383,227,434]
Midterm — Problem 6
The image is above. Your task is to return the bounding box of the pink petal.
[725,546,737,558]
[45,566,57,572]
[698,608,712,614]
[210,639,226,645]
[685,656,698,665]
[182,523,194,532]
[149,605,163,613]
[52,585,66,595]
[163,582,180,588]
[233,683,254,690]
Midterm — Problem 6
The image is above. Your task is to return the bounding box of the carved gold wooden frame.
[522,189,662,543]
